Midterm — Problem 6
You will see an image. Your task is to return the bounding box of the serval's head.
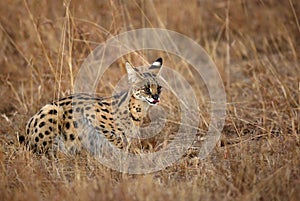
[126,58,163,105]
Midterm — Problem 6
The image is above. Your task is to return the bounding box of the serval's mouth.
[146,97,160,105]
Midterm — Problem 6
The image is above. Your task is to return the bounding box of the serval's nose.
[152,94,159,100]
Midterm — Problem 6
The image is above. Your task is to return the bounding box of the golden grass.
[0,0,299,200]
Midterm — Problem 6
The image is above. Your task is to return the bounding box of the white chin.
[146,98,159,105]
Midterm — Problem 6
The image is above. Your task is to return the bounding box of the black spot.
[100,124,105,128]
[70,134,75,141]
[101,115,107,120]
[39,133,44,138]
[45,130,50,135]
[130,113,141,122]
[39,122,46,128]
[33,119,38,127]
[96,109,100,112]
[48,109,57,115]
[40,114,46,118]
[58,125,62,132]
[71,102,77,106]
[68,109,73,114]
[48,119,57,124]
[73,121,78,128]
[59,97,67,101]
[101,108,109,113]
[59,102,65,106]
[49,127,53,131]
[34,128,38,133]
[90,114,95,119]
[123,110,128,115]
[102,102,110,106]
[117,128,123,131]
[19,135,25,143]
[76,107,81,113]
[65,101,71,106]
[63,133,68,140]
[85,106,91,110]
[43,141,47,146]
[98,102,103,107]
[66,122,70,129]
[37,110,43,115]
[26,129,30,134]
[95,97,103,101]
[35,137,39,142]
[68,116,72,120]
[78,101,84,105]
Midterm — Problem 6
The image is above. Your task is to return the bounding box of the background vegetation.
[0,0,299,200]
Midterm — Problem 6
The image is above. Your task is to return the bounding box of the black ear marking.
[155,57,162,65]
[149,57,163,69]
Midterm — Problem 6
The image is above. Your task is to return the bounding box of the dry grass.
[0,0,299,200]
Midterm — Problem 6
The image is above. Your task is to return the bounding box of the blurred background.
[0,1,299,200]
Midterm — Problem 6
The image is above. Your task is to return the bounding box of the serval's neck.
[128,95,149,125]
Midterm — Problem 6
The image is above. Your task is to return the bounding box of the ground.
[0,0,299,200]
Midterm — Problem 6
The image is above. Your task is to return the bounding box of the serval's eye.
[144,87,151,95]
[157,86,162,94]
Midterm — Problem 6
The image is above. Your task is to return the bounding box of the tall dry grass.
[0,0,299,200]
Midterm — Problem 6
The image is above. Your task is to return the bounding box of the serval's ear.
[148,57,163,75]
[126,62,143,83]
